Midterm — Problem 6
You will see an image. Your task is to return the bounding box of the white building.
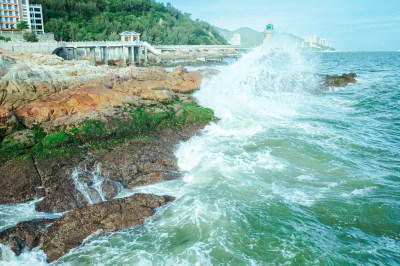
[302,34,329,48]
[228,33,241,45]
[0,0,44,33]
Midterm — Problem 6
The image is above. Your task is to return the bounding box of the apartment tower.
[0,0,44,33]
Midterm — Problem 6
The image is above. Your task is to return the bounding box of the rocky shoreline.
[0,48,357,262]
[0,49,217,262]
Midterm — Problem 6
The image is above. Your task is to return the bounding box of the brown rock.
[13,86,134,128]
[35,178,91,213]
[131,66,167,81]
[40,193,175,262]
[0,156,44,204]
[0,218,56,256]
[324,73,357,87]
[140,90,174,103]
[170,65,188,76]
[0,106,18,137]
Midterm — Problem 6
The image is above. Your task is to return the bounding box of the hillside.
[30,0,227,45]
[216,27,264,46]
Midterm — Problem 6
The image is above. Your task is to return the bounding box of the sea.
[1,36,399,265]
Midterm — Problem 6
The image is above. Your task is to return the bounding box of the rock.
[0,156,44,204]
[93,140,178,187]
[0,218,56,256]
[0,106,18,138]
[324,73,357,87]
[35,178,91,213]
[170,65,188,76]
[101,179,121,200]
[13,86,134,128]
[40,193,175,262]
[140,90,175,103]
[0,54,15,77]
[2,129,36,150]
[126,171,180,189]
[131,66,167,81]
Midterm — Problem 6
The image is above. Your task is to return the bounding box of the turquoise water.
[1,41,399,265]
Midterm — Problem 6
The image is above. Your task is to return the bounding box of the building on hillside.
[228,33,241,45]
[302,34,329,48]
[0,0,44,33]
[263,24,274,43]
[120,31,141,42]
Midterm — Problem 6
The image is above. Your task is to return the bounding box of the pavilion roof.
[120,31,141,36]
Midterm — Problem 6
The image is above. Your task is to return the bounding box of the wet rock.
[101,179,121,200]
[0,218,56,256]
[93,140,178,187]
[40,193,175,262]
[324,73,357,87]
[35,178,90,213]
[127,171,180,189]
[0,156,44,204]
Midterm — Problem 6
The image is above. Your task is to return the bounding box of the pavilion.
[120,31,141,42]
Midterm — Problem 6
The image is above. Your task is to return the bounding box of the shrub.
[23,32,39,42]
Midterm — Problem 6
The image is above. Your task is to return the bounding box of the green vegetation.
[16,21,29,31]
[0,36,11,42]
[30,0,227,45]
[0,102,215,163]
[23,32,39,42]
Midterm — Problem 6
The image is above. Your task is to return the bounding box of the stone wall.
[0,41,58,55]
[0,31,55,42]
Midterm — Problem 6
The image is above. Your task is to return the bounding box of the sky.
[157,0,400,51]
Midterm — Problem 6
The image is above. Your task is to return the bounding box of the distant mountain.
[216,27,264,46]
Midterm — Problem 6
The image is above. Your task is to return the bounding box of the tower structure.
[263,24,274,43]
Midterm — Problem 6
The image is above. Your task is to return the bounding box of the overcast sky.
[157,0,400,51]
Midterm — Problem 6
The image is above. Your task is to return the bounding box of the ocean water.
[1,38,399,265]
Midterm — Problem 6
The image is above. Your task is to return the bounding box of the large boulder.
[40,193,174,262]
[0,219,56,256]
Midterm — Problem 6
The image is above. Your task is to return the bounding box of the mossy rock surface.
[41,132,73,149]
[1,129,36,151]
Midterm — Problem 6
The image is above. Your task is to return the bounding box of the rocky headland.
[0,48,216,261]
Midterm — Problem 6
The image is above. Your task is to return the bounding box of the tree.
[108,32,120,41]
[16,21,29,31]
[23,32,39,42]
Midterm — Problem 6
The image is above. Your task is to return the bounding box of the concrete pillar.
[85,48,90,56]
[128,46,133,65]
[144,46,148,65]
[121,46,127,66]
[90,47,96,65]
[104,47,109,65]
[156,55,160,64]
[73,47,78,60]
[138,47,142,64]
